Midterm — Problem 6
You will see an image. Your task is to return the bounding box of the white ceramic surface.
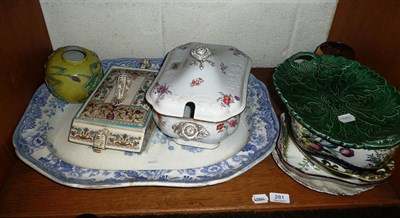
[147,42,251,121]
[12,58,279,189]
[146,42,252,148]
[151,113,241,149]
[48,105,249,170]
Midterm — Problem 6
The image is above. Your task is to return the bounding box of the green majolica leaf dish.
[273,52,400,149]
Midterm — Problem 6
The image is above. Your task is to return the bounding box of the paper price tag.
[252,194,268,204]
[269,192,290,204]
[338,113,356,123]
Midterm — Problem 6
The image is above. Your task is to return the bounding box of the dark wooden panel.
[0,0,52,186]
[328,0,400,88]
[328,0,400,196]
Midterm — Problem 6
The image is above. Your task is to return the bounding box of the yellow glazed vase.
[44,46,103,103]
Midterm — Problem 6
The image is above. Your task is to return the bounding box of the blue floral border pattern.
[12,58,279,189]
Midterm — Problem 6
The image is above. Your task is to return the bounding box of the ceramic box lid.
[69,66,157,153]
[146,42,252,122]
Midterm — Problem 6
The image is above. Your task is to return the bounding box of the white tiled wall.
[40,0,337,67]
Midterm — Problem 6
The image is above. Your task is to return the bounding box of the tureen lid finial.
[191,45,212,61]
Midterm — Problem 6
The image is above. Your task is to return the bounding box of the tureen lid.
[146,42,252,122]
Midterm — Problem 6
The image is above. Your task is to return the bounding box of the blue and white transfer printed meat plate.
[12,58,279,189]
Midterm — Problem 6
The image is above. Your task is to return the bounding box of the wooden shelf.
[0,154,399,217]
[1,69,399,217]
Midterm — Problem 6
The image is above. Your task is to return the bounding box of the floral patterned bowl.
[273,52,400,169]
[290,116,398,170]
[146,42,252,149]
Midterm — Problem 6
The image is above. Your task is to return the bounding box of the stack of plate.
[272,52,400,196]
[273,113,390,196]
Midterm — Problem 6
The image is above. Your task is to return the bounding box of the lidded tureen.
[146,42,252,149]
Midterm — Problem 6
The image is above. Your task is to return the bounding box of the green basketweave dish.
[273,52,400,149]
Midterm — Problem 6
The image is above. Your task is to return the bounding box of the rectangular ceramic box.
[69,66,157,153]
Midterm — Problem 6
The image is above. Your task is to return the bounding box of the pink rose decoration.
[228,119,237,128]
